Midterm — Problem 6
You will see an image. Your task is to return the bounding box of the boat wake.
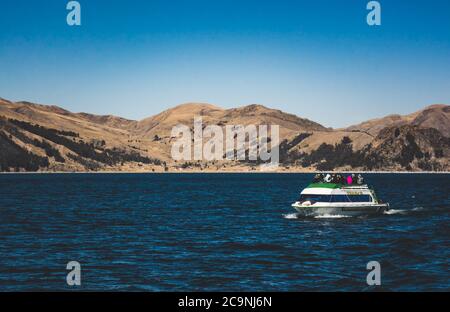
[284,206,426,220]
[384,209,407,215]
[314,214,352,219]
[283,213,353,219]
[283,213,300,219]
[383,207,425,215]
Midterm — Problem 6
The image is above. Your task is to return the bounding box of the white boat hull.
[291,202,389,217]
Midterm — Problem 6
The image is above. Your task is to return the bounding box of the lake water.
[0,173,448,291]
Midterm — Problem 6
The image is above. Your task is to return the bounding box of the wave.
[283,213,299,219]
[283,213,353,219]
[314,214,352,219]
[384,206,425,215]
[384,209,408,215]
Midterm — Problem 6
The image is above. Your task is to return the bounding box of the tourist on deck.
[357,174,364,185]
[329,174,335,183]
[313,173,324,183]
[347,175,353,185]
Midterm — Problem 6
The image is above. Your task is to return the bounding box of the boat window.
[331,195,373,202]
[330,195,351,202]
[299,194,330,202]
[299,194,373,203]
[348,195,373,202]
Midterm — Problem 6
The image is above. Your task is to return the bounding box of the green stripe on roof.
[307,183,343,189]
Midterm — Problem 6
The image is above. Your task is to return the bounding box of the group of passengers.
[313,173,364,185]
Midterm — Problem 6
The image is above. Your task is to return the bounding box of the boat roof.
[302,183,371,195]
[306,183,342,189]
[306,183,368,189]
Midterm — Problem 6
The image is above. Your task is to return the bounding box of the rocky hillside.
[0,97,448,172]
[368,125,450,171]
[0,116,162,172]
[279,125,449,171]
[134,102,328,139]
[346,104,450,137]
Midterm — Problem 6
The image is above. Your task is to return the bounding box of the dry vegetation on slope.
[0,97,448,172]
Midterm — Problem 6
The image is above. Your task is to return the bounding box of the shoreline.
[0,171,449,174]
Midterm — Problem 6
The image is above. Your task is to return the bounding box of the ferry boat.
[291,179,389,217]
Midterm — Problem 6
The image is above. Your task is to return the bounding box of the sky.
[0,0,449,128]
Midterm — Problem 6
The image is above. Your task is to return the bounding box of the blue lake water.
[0,173,448,291]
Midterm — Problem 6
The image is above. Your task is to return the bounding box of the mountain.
[279,124,449,172]
[134,103,226,137]
[134,103,328,138]
[346,104,450,137]
[0,97,448,172]
[410,104,450,137]
[0,97,133,140]
[366,125,450,171]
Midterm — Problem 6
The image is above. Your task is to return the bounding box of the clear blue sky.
[0,0,449,128]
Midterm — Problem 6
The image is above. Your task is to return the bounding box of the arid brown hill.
[346,104,450,137]
[0,97,448,172]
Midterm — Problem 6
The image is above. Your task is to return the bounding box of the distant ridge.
[0,97,448,172]
[346,104,450,137]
